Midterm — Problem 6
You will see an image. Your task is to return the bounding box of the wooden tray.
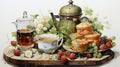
[3,46,114,66]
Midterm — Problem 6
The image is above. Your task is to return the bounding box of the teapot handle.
[54,15,60,18]
[50,12,59,19]
[57,38,63,47]
[80,16,91,23]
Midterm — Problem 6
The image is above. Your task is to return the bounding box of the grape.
[104,36,108,39]
[92,43,96,47]
[88,44,92,48]
[97,53,102,58]
[88,48,94,53]
[93,52,98,58]
[93,49,98,53]
[112,42,116,47]
[110,36,116,40]
[100,37,106,44]
[94,46,98,50]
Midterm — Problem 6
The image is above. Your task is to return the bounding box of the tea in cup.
[37,34,63,53]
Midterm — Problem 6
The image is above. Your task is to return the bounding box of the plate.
[62,44,111,53]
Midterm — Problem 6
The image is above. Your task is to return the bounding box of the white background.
[0,0,120,67]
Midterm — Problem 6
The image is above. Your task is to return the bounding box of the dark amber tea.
[17,29,34,47]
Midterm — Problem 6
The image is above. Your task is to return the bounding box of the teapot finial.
[69,0,73,4]
[23,11,28,18]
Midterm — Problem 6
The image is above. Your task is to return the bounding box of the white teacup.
[37,34,63,53]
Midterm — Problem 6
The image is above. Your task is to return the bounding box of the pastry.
[85,32,100,43]
[76,22,93,35]
[71,39,88,52]
[75,33,84,39]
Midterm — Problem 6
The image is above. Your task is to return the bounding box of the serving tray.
[3,46,114,66]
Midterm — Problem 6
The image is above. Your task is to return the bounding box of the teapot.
[50,0,89,36]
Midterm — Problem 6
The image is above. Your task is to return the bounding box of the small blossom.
[37,24,43,29]
[43,27,48,31]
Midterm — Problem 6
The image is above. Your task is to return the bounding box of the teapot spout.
[50,12,56,22]
[50,12,59,31]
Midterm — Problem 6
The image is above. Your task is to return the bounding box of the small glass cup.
[13,11,34,50]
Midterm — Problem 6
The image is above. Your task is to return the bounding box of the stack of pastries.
[71,22,100,52]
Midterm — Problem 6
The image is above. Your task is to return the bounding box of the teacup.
[37,34,63,53]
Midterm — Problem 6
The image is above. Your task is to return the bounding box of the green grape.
[88,48,94,53]
[88,44,92,48]
[92,43,96,47]
[112,42,116,47]
[103,36,108,39]
[110,36,116,40]
[94,46,98,50]
[93,49,98,53]
[93,52,98,58]
[97,52,102,58]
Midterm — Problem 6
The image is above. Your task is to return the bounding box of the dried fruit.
[106,42,112,48]
[14,49,20,56]
[86,53,92,58]
[106,39,112,43]
[99,44,106,50]
[100,37,106,44]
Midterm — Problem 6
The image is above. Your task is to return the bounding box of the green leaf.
[49,27,57,34]
[37,49,43,54]
[84,7,93,16]
[93,17,98,22]
[65,39,72,48]
[48,48,54,53]
[31,14,39,19]
[12,32,16,37]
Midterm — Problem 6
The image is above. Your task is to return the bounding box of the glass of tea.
[13,11,34,50]
[17,29,34,49]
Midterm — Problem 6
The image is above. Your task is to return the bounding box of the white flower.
[42,27,47,31]
[36,28,44,34]
[33,16,52,35]
[37,24,43,29]
[24,50,33,58]
[33,20,39,26]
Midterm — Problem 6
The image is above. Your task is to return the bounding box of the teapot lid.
[16,11,34,22]
[59,0,82,16]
